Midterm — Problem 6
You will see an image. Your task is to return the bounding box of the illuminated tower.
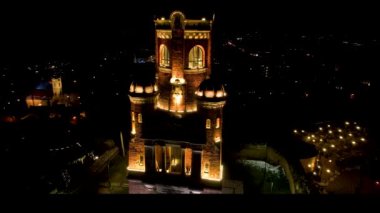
[127,79,158,172]
[155,11,212,113]
[51,77,62,98]
[196,80,227,181]
[127,11,227,188]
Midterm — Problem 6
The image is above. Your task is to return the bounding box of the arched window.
[159,44,170,67]
[138,113,143,123]
[188,45,205,69]
[206,119,211,129]
[216,118,220,129]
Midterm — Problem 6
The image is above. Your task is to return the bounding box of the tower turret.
[196,79,227,181]
[127,79,158,172]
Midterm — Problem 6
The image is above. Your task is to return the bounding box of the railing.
[184,68,207,74]
[158,67,172,73]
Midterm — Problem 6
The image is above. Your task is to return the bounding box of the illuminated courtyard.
[295,121,374,193]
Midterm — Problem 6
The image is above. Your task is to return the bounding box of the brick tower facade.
[155,11,212,113]
[127,11,227,186]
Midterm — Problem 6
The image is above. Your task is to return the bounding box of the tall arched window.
[216,118,220,129]
[206,119,211,129]
[138,113,143,123]
[188,45,204,69]
[159,44,170,67]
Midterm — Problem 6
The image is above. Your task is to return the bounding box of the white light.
[322,148,327,152]
[339,136,343,139]
[345,121,350,125]
[205,90,215,98]
[215,136,221,143]
[196,91,203,97]
[293,129,298,133]
[307,164,311,168]
[319,127,323,131]
[301,130,305,133]
[170,77,185,84]
[331,144,335,148]
[338,129,342,132]
[320,139,323,142]
[311,134,315,138]
[326,169,331,173]
[94,156,99,160]
[360,138,365,142]
[327,124,331,128]
[352,141,356,145]
[135,86,143,93]
[328,130,333,134]
[174,93,182,105]
[348,133,353,137]
[328,159,332,163]
[216,90,224,97]
[313,172,317,175]
[161,17,165,20]
[202,17,206,21]
[356,126,361,130]
[145,86,153,93]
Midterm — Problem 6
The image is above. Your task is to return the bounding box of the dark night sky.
[1,0,379,63]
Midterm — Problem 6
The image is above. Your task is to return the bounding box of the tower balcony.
[184,68,207,74]
[158,66,172,73]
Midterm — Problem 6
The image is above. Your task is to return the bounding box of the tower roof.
[154,10,212,30]
[195,79,227,101]
[129,78,158,97]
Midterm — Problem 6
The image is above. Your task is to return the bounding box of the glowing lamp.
[216,90,224,98]
[135,86,144,93]
[145,86,153,93]
[205,90,215,98]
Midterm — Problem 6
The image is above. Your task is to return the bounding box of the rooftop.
[154,11,212,30]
